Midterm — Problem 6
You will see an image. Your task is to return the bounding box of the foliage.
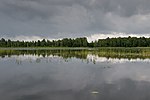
[0,36,150,47]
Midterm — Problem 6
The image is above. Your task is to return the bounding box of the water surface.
[0,49,150,100]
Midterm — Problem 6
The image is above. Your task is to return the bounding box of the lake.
[0,48,150,100]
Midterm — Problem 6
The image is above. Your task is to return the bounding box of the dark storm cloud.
[0,0,60,20]
[0,0,150,39]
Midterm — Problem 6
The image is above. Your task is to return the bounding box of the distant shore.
[0,47,150,59]
[0,47,91,50]
[0,47,150,50]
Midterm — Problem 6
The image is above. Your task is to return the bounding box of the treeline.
[0,36,150,47]
[0,37,88,47]
[94,36,150,47]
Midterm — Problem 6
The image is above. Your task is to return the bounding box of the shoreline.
[0,47,150,50]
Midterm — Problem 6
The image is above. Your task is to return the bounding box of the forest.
[0,36,150,47]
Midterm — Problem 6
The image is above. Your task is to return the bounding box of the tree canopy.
[0,36,150,47]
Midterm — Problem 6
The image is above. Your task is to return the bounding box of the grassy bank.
[0,47,150,59]
[0,47,150,50]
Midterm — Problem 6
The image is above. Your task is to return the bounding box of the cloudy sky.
[0,0,150,41]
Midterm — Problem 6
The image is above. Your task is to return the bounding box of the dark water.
[0,49,150,100]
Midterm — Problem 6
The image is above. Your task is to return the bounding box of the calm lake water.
[0,49,150,100]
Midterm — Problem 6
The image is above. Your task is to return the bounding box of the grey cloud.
[80,0,150,17]
[0,0,61,21]
[0,0,150,38]
[1,0,150,20]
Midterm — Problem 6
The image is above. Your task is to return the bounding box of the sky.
[0,0,150,41]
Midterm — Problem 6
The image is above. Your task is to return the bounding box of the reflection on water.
[1,54,150,65]
[0,49,150,100]
[0,49,150,64]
